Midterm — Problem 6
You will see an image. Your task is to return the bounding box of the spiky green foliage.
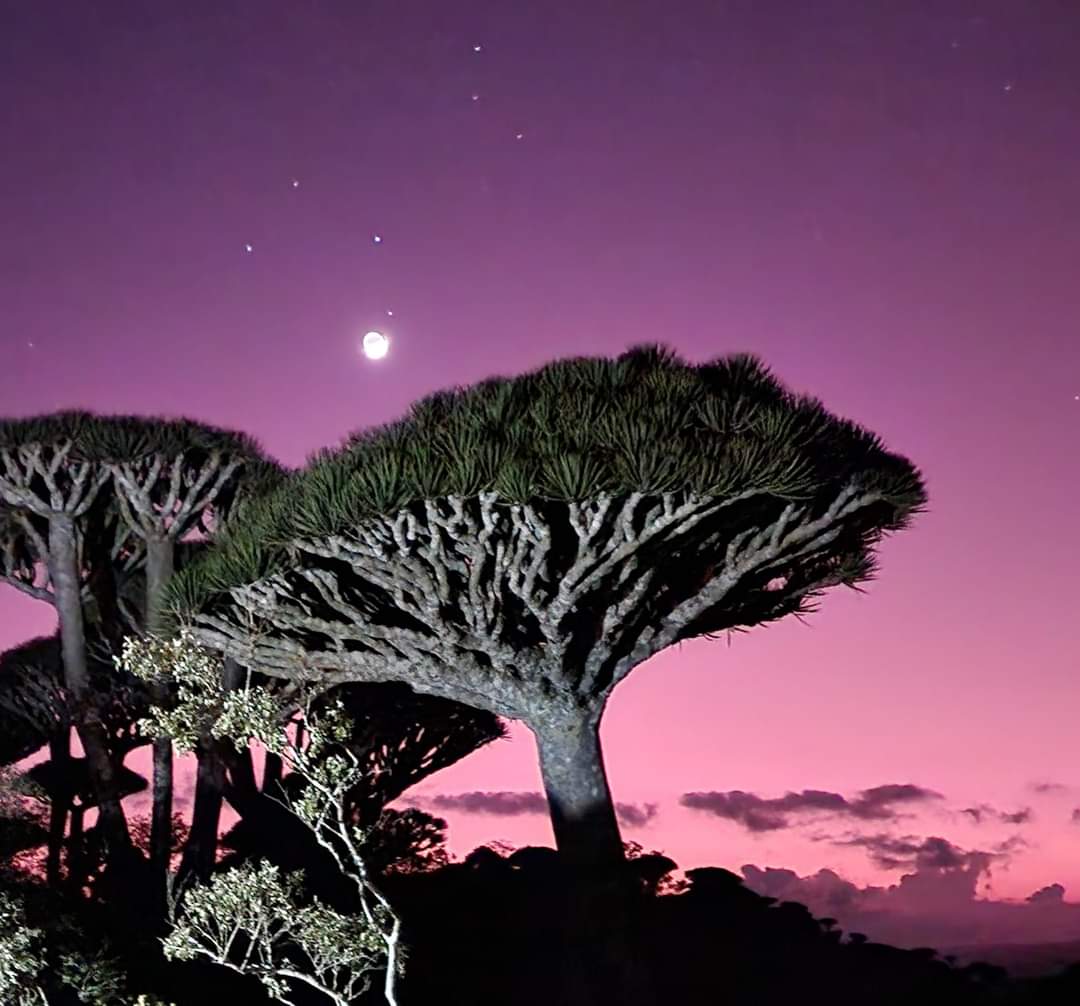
[0,410,285,532]
[167,345,927,624]
[0,411,261,464]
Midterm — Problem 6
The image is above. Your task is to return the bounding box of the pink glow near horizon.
[2,1,1078,948]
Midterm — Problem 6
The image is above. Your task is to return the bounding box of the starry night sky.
[2,1,1079,949]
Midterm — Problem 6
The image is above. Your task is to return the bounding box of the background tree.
[0,422,135,868]
[0,503,150,885]
[95,418,282,896]
[168,346,928,877]
[216,681,502,881]
[0,629,149,887]
[0,411,281,896]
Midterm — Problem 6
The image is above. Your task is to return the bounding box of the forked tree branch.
[188,482,884,723]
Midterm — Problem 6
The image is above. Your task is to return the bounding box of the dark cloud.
[738,838,1080,949]
[426,791,548,817]
[829,832,1022,874]
[615,802,659,828]
[832,833,993,873]
[1071,808,1080,824]
[962,803,1032,826]
[1027,884,1066,905]
[1031,782,1069,795]
[415,792,658,829]
[680,784,941,833]
[849,784,942,820]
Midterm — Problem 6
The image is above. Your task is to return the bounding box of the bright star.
[244,243,253,253]
[373,234,382,244]
[473,44,483,52]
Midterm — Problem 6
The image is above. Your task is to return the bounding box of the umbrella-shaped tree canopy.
[0,410,284,872]
[0,411,278,494]
[0,633,151,767]
[166,345,928,870]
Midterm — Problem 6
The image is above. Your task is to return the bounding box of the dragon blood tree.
[0,632,147,887]
[1,503,150,885]
[95,417,282,893]
[0,412,281,879]
[0,420,134,863]
[167,346,928,874]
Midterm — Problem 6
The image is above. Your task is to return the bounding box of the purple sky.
[3,1,1079,949]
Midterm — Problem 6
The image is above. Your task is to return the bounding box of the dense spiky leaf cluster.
[166,346,927,623]
[0,411,284,538]
[0,411,262,465]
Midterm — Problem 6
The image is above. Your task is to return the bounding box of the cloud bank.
[680,784,942,832]
[962,803,1032,826]
[740,836,1080,949]
[413,791,658,829]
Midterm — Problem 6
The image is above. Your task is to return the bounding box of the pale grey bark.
[0,443,118,845]
[531,703,621,870]
[108,452,242,898]
[146,535,175,888]
[48,515,131,857]
[0,508,53,602]
[188,484,885,867]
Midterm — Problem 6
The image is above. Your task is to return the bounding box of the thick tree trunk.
[182,656,245,880]
[178,738,226,882]
[48,516,131,861]
[532,707,656,1006]
[532,706,624,873]
[261,750,284,795]
[223,744,259,810]
[46,730,71,887]
[66,804,86,896]
[145,535,175,894]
